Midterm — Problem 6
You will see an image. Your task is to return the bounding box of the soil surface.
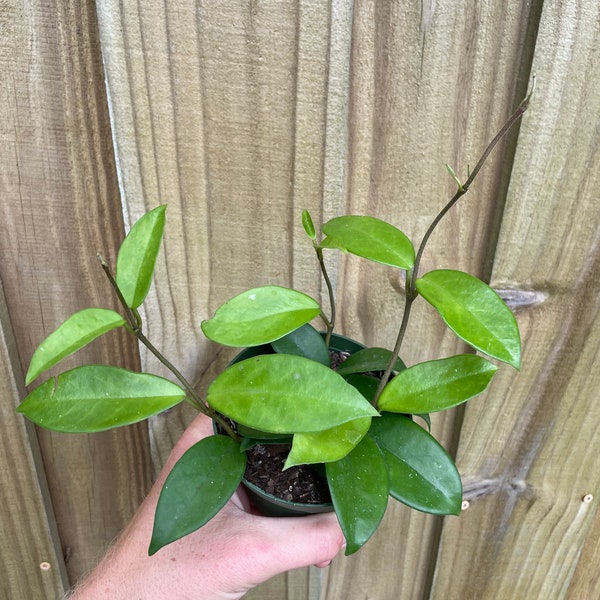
[244,443,331,504]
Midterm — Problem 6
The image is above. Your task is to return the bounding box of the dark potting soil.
[244,443,331,504]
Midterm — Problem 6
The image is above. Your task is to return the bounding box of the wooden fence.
[1,1,599,598]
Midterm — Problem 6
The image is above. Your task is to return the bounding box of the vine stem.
[97,254,240,442]
[372,76,535,408]
[315,245,336,348]
[135,330,240,441]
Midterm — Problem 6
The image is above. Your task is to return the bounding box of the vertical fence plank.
[91,1,600,599]
[0,281,68,599]
[0,0,152,586]
[96,1,352,597]
[321,1,539,598]
[430,1,600,598]
[96,0,352,387]
[5,0,600,597]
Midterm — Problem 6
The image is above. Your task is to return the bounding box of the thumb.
[250,512,346,580]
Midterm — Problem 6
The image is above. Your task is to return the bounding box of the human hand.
[69,413,345,599]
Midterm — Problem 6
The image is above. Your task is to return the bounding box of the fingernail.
[314,559,332,568]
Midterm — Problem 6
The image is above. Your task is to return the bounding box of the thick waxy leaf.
[416,413,432,430]
[370,413,461,515]
[342,374,380,404]
[201,286,321,347]
[271,323,330,366]
[326,436,389,555]
[336,347,406,376]
[378,355,497,413]
[416,269,521,369]
[207,354,379,433]
[302,209,317,240]
[25,308,126,385]
[116,204,166,309]
[17,366,185,432]
[236,423,292,442]
[284,417,372,469]
[149,435,246,555]
[321,216,415,269]
[239,435,292,452]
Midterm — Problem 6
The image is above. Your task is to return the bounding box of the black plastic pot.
[219,332,366,517]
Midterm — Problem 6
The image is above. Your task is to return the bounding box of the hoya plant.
[18,84,533,556]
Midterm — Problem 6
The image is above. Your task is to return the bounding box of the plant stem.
[98,254,240,442]
[372,270,416,406]
[315,244,336,348]
[410,76,535,299]
[372,77,535,409]
[97,254,141,330]
[136,330,240,441]
[134,331,205,412]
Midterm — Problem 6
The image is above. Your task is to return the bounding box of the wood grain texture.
[90,1,600,599]
[430,1,600,598]
[96,0,351,386]
[0,281,68,599]
[96,1,351,596]
[321,1,539,598]
[0,0,152,585]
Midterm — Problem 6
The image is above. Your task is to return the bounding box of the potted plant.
[17,84,533,557]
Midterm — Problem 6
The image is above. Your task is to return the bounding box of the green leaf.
[378,355,497,413]
[446,163,463,191]
[336,347,406,376]
[236,423,292,442]
[149,435,246,555]
[370,413,461,515]
[321,216,415,270]
[416,269,521,368]
[415,413,432,431]
[342,374,380,404]
[201,286,321,347]
[284,417,372,469]
[25,308,126,385]
[17,366,185,432]
[326,435,389,555]
[239,435,292,452]
[207,354,379,434]
[302,209,316,240]
[271,323,330,366]
[116,205,166,309]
